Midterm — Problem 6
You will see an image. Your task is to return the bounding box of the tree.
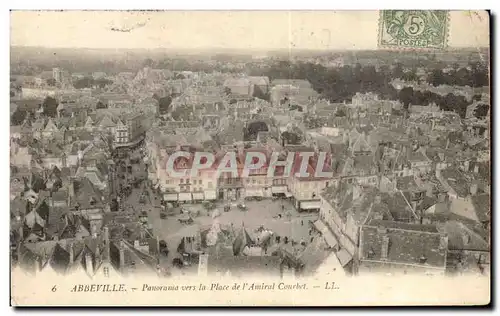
[158,96,172,115]
[428,69,445,87]
[11,109,27,125]
[402,69,418,82]
[474,103,489,119]
[391,63,404,79]
[94,78,113,88]
[46,78,56,86]
[252,85,269,101]
[73,76,94,89]
[335,107,346,117]
[42,96,58,118]
[96,101,107,109]
[143,58,154,68]
[398,87,414,110]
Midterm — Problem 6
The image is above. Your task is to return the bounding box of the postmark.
[378,10,449,50]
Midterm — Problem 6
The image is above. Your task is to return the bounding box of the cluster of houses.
[11,64,490,279]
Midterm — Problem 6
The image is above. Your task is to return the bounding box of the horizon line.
[10,45,489,52]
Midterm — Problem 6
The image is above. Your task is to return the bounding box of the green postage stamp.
[378,10,449,50]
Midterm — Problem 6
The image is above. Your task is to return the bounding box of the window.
[180,179,184,184]
[103,267,109,277]
[199,180,202,185]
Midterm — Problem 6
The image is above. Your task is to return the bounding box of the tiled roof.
[223,78,251,87]
[471,194,490,223]
[381,191,418,222]
[297,236,331,276]
[441,221,489,252]
[360,221,447,269]
[72,178,104,210]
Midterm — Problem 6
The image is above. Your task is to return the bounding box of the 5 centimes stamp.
[378,10,450,50]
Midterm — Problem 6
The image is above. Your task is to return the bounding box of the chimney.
[35,256,42,275]
[95,244,100,258]
[198,253,209,277]
[381,235,390,259]
[470,183,478,196]
[462,233,471,246]
[119,240,125,271]
[103,226,109,243]
[85,253,93,276]
[352,185,361,201]
[66,243,74,265]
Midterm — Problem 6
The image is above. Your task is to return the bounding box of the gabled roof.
[233,226,255,256]
[441,221,489,252]
[98,115,117,129]
[72,178,103,209]
[223,77,251,87]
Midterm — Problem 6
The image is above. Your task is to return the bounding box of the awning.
[313,220,338,249]
[178,193,192,201]
[300,201,321,210]
[192,192,204,200]
[163,193,178,201]
[285,192,293,198]
[245,189,264,197]
[336,248,353,267]
[272,186,287,194]
[313,220,327,232]
[204,190,217,200]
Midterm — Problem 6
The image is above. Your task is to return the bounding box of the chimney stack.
[103,226,109,243]
[85,253,93,277]
[35,256,42,275]
[119,240,125,272]
[470,183,478,196]
[68,243,74,265]
[381,236,390,260]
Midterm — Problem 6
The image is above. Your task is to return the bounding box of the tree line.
[248,61,489,119]
[73,77,114,89]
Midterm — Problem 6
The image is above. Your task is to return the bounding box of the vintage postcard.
[10,10,490,306]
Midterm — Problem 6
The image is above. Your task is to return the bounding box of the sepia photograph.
[9,10,491,306]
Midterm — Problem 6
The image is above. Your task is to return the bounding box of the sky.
[10,11,490,50]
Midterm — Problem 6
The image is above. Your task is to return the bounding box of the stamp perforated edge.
[377,10,450,52]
